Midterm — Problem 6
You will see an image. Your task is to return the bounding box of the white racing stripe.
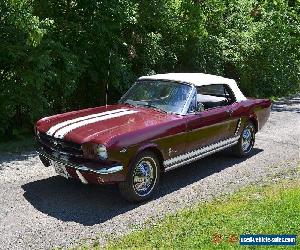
[53,110,138,139]
[47,108,128,136]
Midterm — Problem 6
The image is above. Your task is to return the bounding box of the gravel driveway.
[0,95,299,250]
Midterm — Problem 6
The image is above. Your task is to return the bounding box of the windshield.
[119,80,193,114]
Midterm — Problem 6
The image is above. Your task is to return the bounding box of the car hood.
[36,104,178,145]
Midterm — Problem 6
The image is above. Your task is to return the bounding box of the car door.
[185,84,239,153]
[185,107,231,152]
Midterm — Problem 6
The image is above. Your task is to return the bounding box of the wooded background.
[0,0,299,140]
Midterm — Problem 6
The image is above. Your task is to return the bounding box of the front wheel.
[118,151,160,202]
[233,122,255,157]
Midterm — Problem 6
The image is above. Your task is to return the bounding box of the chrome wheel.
[241,126,254,153]
[119,151,161,202]
[133,158,157,197]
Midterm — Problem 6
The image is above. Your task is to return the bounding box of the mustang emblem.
[168,148,177,157]
[120,148,127,153]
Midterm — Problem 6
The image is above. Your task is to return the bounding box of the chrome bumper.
[37,149,123,175]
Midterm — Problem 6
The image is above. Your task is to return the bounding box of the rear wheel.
[233,122,255,157]
[118,151,160,202]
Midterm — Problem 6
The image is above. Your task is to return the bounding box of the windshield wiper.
[122,100,137,107]
[141,103,168,114]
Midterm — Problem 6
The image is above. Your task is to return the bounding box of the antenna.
[106,49,112,108]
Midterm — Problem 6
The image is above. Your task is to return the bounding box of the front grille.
[38,132,83,157]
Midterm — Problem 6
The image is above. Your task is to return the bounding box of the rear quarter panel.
[232,98,271,133]
[253,99,272,130]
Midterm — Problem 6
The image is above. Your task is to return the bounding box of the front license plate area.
[52,161,70,179]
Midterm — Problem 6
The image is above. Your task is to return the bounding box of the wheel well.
[249,117,258,133]
[143,147,164,171]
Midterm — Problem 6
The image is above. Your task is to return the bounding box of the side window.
[198,85,225,96]
[196,84,235,110]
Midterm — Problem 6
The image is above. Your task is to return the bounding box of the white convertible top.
[139,73,247,101]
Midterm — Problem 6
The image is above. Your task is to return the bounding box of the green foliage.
[0,0,299,140]
[0,135,34,153]
[221,0,300,97]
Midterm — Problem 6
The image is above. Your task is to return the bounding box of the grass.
[0,136,35,154]
[85,179,300,250]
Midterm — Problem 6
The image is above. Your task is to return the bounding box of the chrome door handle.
[226,110,233,116]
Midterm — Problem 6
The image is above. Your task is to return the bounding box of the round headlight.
[96,145,108,160]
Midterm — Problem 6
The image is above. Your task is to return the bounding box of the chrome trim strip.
[164,136,239,171]
[76,165,124,174]
[234,118,242,136]
[181,85,197,115]
[37,150,123,175]
[75,170,88,184]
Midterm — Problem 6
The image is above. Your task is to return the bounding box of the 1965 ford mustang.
[35,73,271,201]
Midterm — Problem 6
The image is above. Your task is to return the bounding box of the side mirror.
[196,102,205,112]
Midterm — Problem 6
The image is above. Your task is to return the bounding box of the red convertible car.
[35,73,271,201]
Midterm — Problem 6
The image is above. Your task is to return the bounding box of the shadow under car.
[22,148,263,226]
